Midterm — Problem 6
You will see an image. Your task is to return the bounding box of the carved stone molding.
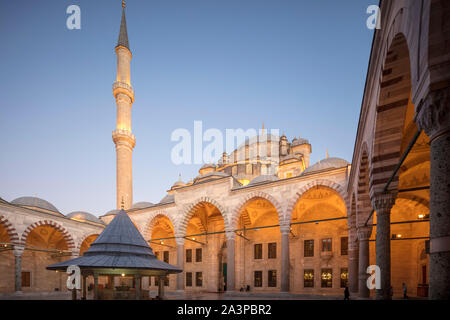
[416,86,450,141]
[371,192,397,215]
[357,226,373,241]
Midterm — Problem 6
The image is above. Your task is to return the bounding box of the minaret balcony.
[113,81,135,102]
[112,129,136,148]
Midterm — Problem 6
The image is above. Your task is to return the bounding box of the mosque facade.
[0,0,449,299]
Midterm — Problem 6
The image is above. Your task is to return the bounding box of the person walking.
[344,286,350,300]
[402,283,408,299]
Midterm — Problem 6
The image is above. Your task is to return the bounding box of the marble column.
[13,245,24,294]
[371,192,396,300]
[158,275,165,299]
[280,224,290,293]
[416,86,450,300]
[93,273,99,300]
[135,275,141,300]
[82,275,87,300]
[348,227,359,294]
[176,240,185,292]
[357,226,372,298]
[226,232,235,293]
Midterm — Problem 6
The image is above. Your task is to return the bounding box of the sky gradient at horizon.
[0,0,376,216]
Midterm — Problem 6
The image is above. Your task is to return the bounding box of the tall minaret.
[112,1,135,210]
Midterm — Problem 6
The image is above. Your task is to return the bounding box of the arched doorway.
[22,224,72,292]
[148,215,176,292]
[183,201,226,293]
[79,234,99,256]
[290,186,348,294]
[235,197,281,292]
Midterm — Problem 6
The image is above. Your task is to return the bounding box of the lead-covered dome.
[248,174,280,186]
[159,194,174,204]
[67,211,104,225]
[11,196,60,213]
[303,157,349,174]
[131,202,154,209]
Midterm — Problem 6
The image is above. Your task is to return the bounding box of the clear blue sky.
[0,0,376,216]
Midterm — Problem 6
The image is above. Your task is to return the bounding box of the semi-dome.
[11,196,59,213]
[67,211,104,224]
[248,174,280,186]
[131,202,154,209]
[159,194,174,204]
[303,157,349,174]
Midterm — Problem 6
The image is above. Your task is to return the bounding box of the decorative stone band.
[371,192,397,215]
[112,129,136,148]
[13,245,24,257]
[357,226,373,241]
[113,81,135,103]
[225,231,236,241]
[279,224,291,235]
[416,86,450,142]
[431,236,450,254]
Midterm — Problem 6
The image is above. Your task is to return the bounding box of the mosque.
[0,1,448,299]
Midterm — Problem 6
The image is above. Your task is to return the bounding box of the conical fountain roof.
[47,210,181,272]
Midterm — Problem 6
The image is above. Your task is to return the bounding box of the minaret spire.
[117,1,129,49]
[112,3,135,210]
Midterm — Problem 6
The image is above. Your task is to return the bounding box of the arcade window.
[340,268,348,288]
[321,238,332,252]
[186,272,192,287]
[321,269,333,288]
[304,240,314,257]
[186,249,192,263]
[304,269,314,288]
[254,244,262,259]
[268,243,277,259]
[268,270,277,287]
[22,271,31,287]
[163,250,169,263]
[196,272,203,287]
[341,237,348,256]
[196,248,202,262]
[254,271,263,287]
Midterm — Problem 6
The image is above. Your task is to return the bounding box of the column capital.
[13,245,25,257]
[416,86,450,141]
[279,224,291,235]
[371,192,397,215]
[225,231,236,241]
[357,226,373,241]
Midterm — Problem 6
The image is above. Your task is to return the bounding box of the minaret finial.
[262,123,265,135]
[122,0,126,8]
[178,173,182,182]
[326,148,329,159]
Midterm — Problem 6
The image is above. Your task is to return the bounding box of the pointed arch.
[230,191,283,230]
[178,197,229,238]
[285,179,347,225]
[20,220,75,250]
[144,211,176,241]
[0,215,19,245]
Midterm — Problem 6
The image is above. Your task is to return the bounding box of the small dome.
[131,202,154,209]
[200,163,216,170]
[248,175,280,186]
[104,209,121,216]
[303,157,349,174]
[11,196,59,213]
[194,171,229,184]
[159,194,175,204]
[67,211,104,224]
[171,180,185,189]
[291,137,309,146]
